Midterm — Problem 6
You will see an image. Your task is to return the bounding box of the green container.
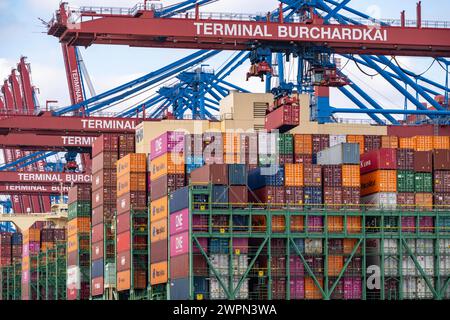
[68,201,91,220]
[397,170,415,193]
[278,134,294,155]
[414,173,433,193]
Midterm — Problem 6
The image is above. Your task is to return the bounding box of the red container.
[303,164,322,186]
[170,253,189,280]
[91,224,104,244]
[279,154,294,165]
[92,151,119,173]
[435,193,450,207]
[264,104,300,132]
[397,193,415,211]
[324,187,342,209]
[434,171,450,193]
[91,277,104,296]
[117,250,131,272]
[252,186,285,207]
[312,135,330,153]
[68,185,91,204]
[396,149,414,170]
[364,135,381,153]
[92,205,115,226]
[434,149,450,170]
[117,212,130,234]
[414,151,432,172]
[388,124,450,137]
[92,187,116,208]
[117,191,147,215]
[285,186,303,206]
[92,169,116,191]
[323,165,342,187]
[92,134,119,157]
[91,241,104,261]
[150,240,167,263]
[190,164,228,185]
[360,148,397,174]
[151,174,185,201]
[342,187,360,206]
[272,278,287,300]
[294,154,313,164]
[117,231,130,253]
[228,186,248,208]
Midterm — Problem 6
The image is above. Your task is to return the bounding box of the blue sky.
[0,0,449,116]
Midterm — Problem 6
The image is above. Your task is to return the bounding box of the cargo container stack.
[21,227,40,300]
[0,232,12,300]
[264,94,300,133]
[0,232,22,300]
[149,132,185,297]
[294,134,313,164]
[434,148,450,209]
[67,185,91,300]
[115,153,148,298]
[36,228,66,300]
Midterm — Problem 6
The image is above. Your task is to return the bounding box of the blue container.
[186,155,204,165]
[210,238,229,254]
[304,187,322,206]
[11,233,22,245]
[312,154,317,165]
[170,278,190,300]
[290,238,305,253]
[232,215,249,232]
[228,164,248,185]
[437,217,450,233]
[169,186,189,214]
[212,185,228,208]
[91,259,104,278]
[248,166,284,190]
[194,276,209,297]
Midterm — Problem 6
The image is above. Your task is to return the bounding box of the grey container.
[169,186,189,214]
[228,164,248,185]
[317,143,360,165]
[170,278,190,300]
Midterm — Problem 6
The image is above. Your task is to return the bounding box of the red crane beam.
[1,81,15,112]
[61,44,85,105]
[17,57,37,113]
[0,171,92,184]
[48,6,450,57]
[9,70,25,113]
[0,184,71,195]
[0,133,97,150]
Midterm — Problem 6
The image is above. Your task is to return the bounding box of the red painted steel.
[1,80,15,111]
[0,171,92,184]
[0,133,97,149]
[49,6,450,57]
[17,57,36,112]
[61,44,84,105]
[360,148,397,174]
[9,70,24,112]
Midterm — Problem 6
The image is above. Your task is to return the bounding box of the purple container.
[170,231,189,257]
[170,208,189,235]
[401,216,415,233]
[193,237,208,253]
[419,216,433,233]
[150,131,185,160]
[289,256,305,277]
[232,238,249,254]
[193,215,208,232]
[307,216,324,233]
[290,277,305,299]
[344,277,362,300]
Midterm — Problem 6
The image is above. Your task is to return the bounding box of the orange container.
[290,216,304,232]
[347,135,365,155]
[67,234,78,253]
[305,277,323,300]
[41,242,55,253]
[251,215,267,233]
[284,164,304,187]
[433,136,450,150]
[347,216,362,233]
[150,218,168,243]
[343,239,360,255]
[415,136,433,151]
[361,170,397,196]
[67,217,91,237]
[150,153,185,181]
[327,216,343,233]
[117,270,131,291]
[294,134,313,154]
[399,137,416,149]
[223,153,241,164]
[223,132,241,153]
[342,165,360,187]
[415,193,433,210]
[328,255,344,276]
[150,196,168,222]
[381,136,398,149]
[117,153,147,177]
[117,172,147,197]
[22,256,30,271]
[271,215,286,233]
[23,228,40,243]
[150,261,168,285]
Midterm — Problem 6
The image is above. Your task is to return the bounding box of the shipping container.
[381,136,398,149]
[415,136,433,151]
[150,153,185,181]
[397,170,415,193]
[434,149,450,170]
[414,173,433,193]
[294,134,313,155]
[360,148,397,174]
[190,164,228,185]
[361,170,397,196]
[151,174,185,201]
[434,171,450,193]
[346,135,364,155]
[397,149,415,170]
[414,151,433,173]
[317,143,360,165]
[151,131,185,161]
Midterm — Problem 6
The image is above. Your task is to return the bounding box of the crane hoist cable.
[392,56,436,78]
[351,55,393,77]
[436,59,450,74]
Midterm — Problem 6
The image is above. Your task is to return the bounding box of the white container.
[417,256,434,276]
[361,193,397,210]
[383,239,397,255]
[232,278,249,299]
[439,239,450,254]
[329,135,347,147]
[104,263,116,287]
[402,277,417,299]
[402,257,417,276]
[440,256,450,276]
[416,239,433,255]
[405,239,416,253]
[317,142,360,165]
[233,255,248,277]
[210,254,229,277]
[384,256,398,276]
[66,265,80,289]
[258,132,278,154]
[305,239,322,254]
[210,278,227,300]
[416,277,433,299]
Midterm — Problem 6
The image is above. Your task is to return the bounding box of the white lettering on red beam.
[62,136,97,146]
[193,23,388,42]
[72,69,83,104]
[5,185,71,192]
[17,173,92,183]
[81,119,135,130]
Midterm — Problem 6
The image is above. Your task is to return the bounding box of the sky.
[0,0,449,120]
